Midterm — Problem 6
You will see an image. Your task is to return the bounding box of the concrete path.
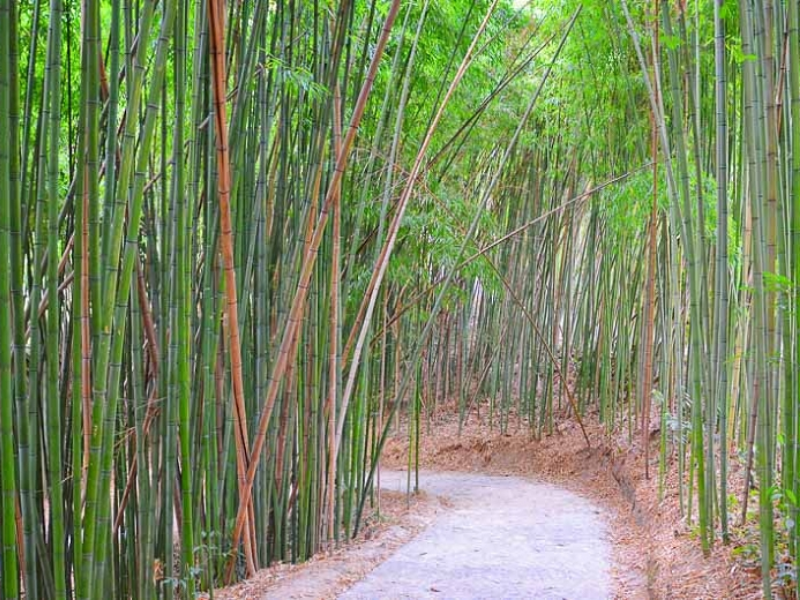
[338,470,611,600]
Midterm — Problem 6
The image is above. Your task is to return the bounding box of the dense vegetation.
[3,0,800,598]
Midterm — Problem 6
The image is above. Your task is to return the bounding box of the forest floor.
[211,488,444,599]
[216,401,768,600]
[380,406,764,599]
[339,469,610,599]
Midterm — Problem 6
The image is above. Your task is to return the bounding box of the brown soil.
[213,400,768,600]
[381,404,764,599]
[208,489,443,600]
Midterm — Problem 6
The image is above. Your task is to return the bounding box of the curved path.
[339,470,611,600]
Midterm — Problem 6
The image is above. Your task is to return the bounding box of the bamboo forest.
[10,0,800,597]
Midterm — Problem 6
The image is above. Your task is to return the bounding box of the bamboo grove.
[0,0,582,597]
[443,0,800,597]
[5,0,800,598]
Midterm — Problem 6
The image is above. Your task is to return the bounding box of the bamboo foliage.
[0,0,570,597]
[9,0,800,597]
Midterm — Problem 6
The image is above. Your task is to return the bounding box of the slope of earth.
[381,405,763,599]
[212,403,765,600]
[339,470,611,599]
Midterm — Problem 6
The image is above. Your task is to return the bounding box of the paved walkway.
[339,470,611,600]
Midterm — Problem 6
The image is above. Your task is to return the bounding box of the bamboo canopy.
[1,0,800,598]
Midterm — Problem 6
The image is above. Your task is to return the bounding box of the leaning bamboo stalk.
[226,0,402,562]
[338,0,503,453]
[206,0,258,574]
[355,8,582,533]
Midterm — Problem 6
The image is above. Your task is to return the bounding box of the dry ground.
[209,489,444,600]
[340,469,612,599]
[214,402,769,599]
[378,404,766,599]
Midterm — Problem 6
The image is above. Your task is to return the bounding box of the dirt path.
[339,470,611,600]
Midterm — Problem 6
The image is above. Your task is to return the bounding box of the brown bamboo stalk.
[326,81,343,548]
[225,0,403,564]
[207,0,256,574]
[337,0,503,454]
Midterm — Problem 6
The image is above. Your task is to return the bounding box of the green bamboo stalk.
[8,0,34,593]
[81,1,178,595]
[0,0,19,595]
[789,0,800,576]
[713,0,730,544]
[45,0,65,590]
